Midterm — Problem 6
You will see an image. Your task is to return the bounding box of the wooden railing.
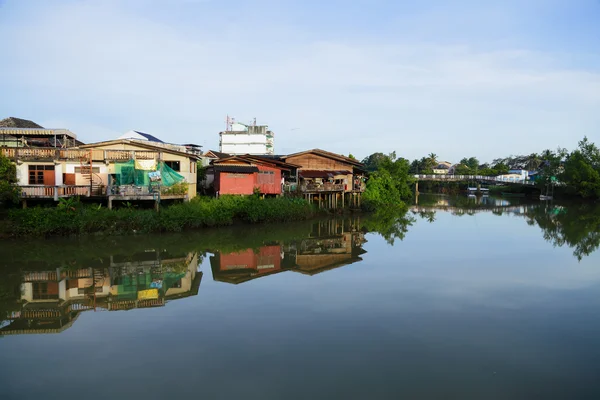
[23,271,58,282]
[2,148,15,158]
[2,147,162,162]
[103,150,158,161]
[62,268,93,279]
[20,185,92,198]
[300,183,345,192]
[59,149,90,160]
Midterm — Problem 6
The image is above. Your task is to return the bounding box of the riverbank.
[2,196,328,237]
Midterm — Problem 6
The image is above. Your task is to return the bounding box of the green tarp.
[114,160,184,187]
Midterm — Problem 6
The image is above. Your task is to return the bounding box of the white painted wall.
[221,133,268,144]
[21,283,32,302]
[221,143,270,155]
[16,164,27,185]
[55,163,63,186]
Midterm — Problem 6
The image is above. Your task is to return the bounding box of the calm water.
[1,195,600,399]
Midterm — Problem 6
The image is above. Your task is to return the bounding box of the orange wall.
[256,166,282,195]
[219,246,282,272]
[216,172,256,195]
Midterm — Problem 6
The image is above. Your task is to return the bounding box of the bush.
[5,195,316,237]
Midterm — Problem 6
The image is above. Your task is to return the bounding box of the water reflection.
[1,251,202,335]
[412,194,600,260]
[211,218,367,284]
[1,200,599,337]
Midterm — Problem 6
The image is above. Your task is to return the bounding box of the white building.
[219,122,274,155]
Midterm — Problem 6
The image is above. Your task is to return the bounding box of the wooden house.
[209,155,298,196]
[2,138,199,208]
[281,149,366,208]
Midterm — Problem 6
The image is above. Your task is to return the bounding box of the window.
[32,282,59,300]
[74,167,100,173]
[28,165,54,185]
[164,161,180,172]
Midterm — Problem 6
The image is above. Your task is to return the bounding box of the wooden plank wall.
[286,154,352,171]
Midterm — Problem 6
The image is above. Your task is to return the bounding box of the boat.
[540,195,553,200]
[501,192,525,197]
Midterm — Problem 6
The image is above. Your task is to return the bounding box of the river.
[1,195,600,399]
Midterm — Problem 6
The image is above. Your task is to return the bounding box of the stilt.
[108,197,113,210]
[415,181,419,194]
[21,199,27,209]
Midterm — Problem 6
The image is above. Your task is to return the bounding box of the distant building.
[433,162,452,175]
[219,118,274,155]
[118,130,164,143]
[0,117,80,148]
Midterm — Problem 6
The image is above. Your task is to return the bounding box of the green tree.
[562,137,600,198]
[0,152,18,206]
[361,152,390,172]
[536,148,567,190]
[363,153,414,210]
[459,157,479,173]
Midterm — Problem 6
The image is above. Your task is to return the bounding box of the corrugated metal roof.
[214,165,259,173]
[133,131,164,143]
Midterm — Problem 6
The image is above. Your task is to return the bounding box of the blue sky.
[0,0,599,162]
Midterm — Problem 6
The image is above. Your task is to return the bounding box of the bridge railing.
[413,174,534,185]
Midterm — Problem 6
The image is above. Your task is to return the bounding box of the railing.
[2,147,161,162]
[1,148,15,158]
[59,149,90,160]
[103,150,158,161]
[23,271,58,282]
[300,183,345,192]
[2,148,58,160]
[20,185,92,198]
[62,268,93,279]
[108,185,158,197]
[413,174,535,185]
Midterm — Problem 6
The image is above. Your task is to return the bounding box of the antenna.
[253,117,257,127]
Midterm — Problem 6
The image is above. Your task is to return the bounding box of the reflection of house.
[210,218,367,284]
[1,252,202,336]
[210,245,285,284]
[281,149,366,208]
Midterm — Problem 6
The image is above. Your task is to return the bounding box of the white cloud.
[0,0,598,160]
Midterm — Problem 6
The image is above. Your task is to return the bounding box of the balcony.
[1,147,161,162]
[23,271,58,282]
[20,185,93,198]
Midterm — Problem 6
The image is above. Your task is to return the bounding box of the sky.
[0,0,599,162]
